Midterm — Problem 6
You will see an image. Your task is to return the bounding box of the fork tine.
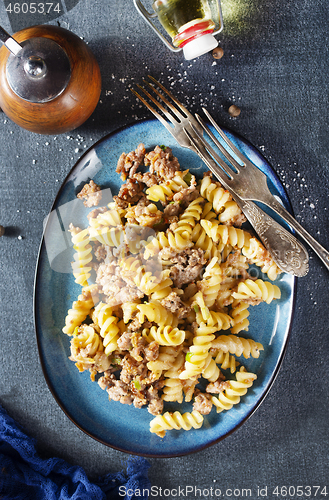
[202,108,250,168]
[147,75,192,119]
[185,124,234,180]
[130,88,174,134]
[134,84,179,127]
[195,113,242,173]
[183,127,235,189]
[143,78,187,123]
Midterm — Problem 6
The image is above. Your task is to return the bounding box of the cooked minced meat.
[144,341,159,362]
[98,371,116,391]
[170,248,207,287]
[206,379,230,394]
[87,206,108,221]
[117,330,133,351]
[116,143,146,180]
[95,262,144,306]
[146,386,164,415]
[133,171,158,187]
[193,393,213,415]
[163,201,183,219]
[101,354,164,414]
[161,291,190,319]
[145,146,180,180]
[114,178,145,208]
[77,180,102,207]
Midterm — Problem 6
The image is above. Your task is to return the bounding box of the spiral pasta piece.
[173,197,204,239]
[145,171,189,203]
[149,270,174,301]
[150,410,204,437]
[209,367,257,413]
[179,323,218,379]
[70,227,93,286]
[69,324,104,372]
[147,346,183,375]
[197,257,223,308]
[149,325,185,346]
[191,223,221,260]
[89,226,125,247]
[207,310,233,331]
[212,334,264,359]
[161,378,184,403]
[143,230,193,259]
[137,301,178,327]
[62,285,98,335]
[200,175,231,213]
[242,237,282,280]
[200,176,242,223]
[232,279,281,304]
[214,349,239,373]
[92,302,120,355]
[201,220,251,249]
[230,300,250,333]
[202,353,221,382]
[88,206,125,229]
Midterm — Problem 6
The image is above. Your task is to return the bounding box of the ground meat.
[117,330,133,351]
[102,353,164,413]
[144,341,159,362]
[93,244,115,264]
[77,180,102,207]
[98,371,116,391]
[116,143,146,180]
[107,379,134,405]
[172,182,200,209]
[146,386,163,415]
[133,171,158,187]
[206,379,230,394]
[193,393,213,415]
[163,201,183,219]
[86,206,108,221]
[161,291,190,319]
[95,262,144,306]
[120,354,148,385]
[114,178,145,208]
[170,248,207,287]
[124,224,154,249]
[145,146,180,180]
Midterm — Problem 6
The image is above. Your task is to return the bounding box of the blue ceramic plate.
[34,119,296,457]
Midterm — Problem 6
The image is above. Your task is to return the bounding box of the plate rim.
[33,118,297,457]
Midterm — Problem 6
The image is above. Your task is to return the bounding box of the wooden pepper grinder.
[0,25,101,134]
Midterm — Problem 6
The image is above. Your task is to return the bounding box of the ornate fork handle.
[240,201,309,275]
[258,193,329,272]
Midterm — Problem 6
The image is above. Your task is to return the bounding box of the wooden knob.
[0,25,102,134]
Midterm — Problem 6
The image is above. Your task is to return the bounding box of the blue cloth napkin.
[0,404,151,499]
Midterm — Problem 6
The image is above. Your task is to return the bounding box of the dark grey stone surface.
[0,0,328,494]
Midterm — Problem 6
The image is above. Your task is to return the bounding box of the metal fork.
[131,76,309,277]
[188,108,329,273]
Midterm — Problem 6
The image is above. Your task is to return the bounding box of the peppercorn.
[212,47,224,60]
[228,105,241,117]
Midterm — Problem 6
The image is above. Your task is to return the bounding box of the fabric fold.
[0,404,151,499]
